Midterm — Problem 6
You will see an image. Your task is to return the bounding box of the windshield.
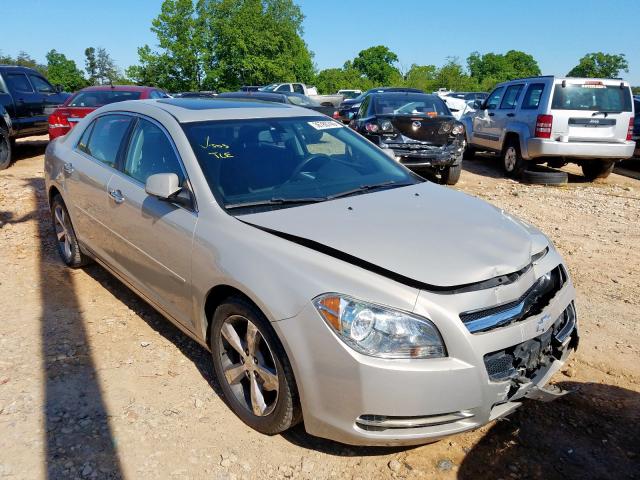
[260,84,281,92]
[340,91,361,99]
[551,84,632,112]
[373,94,450,116]
[68,90,142,107]
[182,117,420,213]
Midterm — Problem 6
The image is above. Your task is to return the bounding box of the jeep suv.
[461,76,635,180]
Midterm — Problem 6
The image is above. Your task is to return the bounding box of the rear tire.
[210,296,302,435]
[440,163,462,185]
[50,195,89,268]
[581,160,615,181]
[502,139,525,179]
[0,128,11,170]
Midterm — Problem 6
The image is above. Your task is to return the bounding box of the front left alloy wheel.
[210,296,301,434]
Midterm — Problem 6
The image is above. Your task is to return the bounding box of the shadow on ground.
[26,176,125,479]
[458,382,640,480]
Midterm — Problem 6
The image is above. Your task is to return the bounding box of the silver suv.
[461,76,635,180]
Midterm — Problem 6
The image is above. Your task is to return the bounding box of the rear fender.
[460,115,474,145]
[502,122,532,159]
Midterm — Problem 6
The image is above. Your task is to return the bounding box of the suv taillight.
[535,114,553,139]
[627,117,634,141]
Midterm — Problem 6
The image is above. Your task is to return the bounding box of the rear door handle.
[63,162,74,175]
[108,189,125,204]
[507,113,515,117]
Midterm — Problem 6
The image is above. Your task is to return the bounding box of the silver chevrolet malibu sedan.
[44,98,578,446]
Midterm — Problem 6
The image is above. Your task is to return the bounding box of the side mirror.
[55,84,64,93]
[145,173,181,199]
[473,99,485,110]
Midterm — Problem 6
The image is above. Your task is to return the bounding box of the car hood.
[240,182,549,288]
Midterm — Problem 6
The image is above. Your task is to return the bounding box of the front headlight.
[313,294,446,359]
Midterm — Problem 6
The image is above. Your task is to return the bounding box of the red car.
[48,85,169,140]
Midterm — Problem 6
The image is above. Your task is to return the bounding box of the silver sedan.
[44,98,578,446]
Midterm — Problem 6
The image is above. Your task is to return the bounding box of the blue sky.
[2,0,639,84]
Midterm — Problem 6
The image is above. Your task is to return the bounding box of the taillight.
[48,111,71,139]
[627,117,634,141]
[535,114,553,139]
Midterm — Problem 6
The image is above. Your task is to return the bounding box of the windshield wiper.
[327,180,415,200]
[225,197,326,210]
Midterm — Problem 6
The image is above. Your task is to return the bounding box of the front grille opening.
[356,411,474,431]
[483,302,577,384]
[460,265,565,333]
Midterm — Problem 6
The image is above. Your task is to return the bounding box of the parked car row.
[45,96,579,446]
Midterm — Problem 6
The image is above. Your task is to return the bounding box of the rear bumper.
[527,138,635,160]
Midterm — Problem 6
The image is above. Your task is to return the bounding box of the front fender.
[0,104,13,135]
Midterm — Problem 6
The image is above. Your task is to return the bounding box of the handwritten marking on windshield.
[200,136,234,159]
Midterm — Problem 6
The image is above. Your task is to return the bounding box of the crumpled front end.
[380,136,465,167]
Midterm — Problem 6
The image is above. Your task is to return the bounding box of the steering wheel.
[287,154,331,181]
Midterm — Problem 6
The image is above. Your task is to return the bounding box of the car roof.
[96,98,320,123]
[217,91,288,103]
[0,64,43,74]
[77,85,158,93]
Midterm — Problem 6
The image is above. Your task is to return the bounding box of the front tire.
[50,195,89,268]
[0,128,11,170]
[502,139,525,179]
[210,296,301,435]
[581,160,615,180]
[440,163,462,185]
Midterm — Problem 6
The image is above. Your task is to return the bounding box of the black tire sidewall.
[50,195,86,268]
[442,163,462,185]
[582,160,615,180]
[0,129,11,170]
[210,297,298,434]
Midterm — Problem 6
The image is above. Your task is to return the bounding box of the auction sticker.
[308,120,342,130]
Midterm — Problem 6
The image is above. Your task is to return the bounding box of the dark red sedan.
[48,85,169,140]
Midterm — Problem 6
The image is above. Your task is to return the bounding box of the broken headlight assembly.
[313,294,446,359]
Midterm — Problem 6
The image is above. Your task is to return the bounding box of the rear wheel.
[502,139,525,178]
[581,160,615,181]
[50,195,89,268]
[0,128,11,170]
[440,163,462,185]
[210,296,301,435]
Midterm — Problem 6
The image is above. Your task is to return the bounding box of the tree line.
[0,47,129,92]
[1,0,635,95]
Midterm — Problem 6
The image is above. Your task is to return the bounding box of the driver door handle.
[108,189,125,204]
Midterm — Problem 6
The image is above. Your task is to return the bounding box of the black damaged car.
[350,92,465,185]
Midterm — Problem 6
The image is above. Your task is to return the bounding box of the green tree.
[129,0,314,92]
[45,50,87,91]
[404,64,437,91]
[351,45,400,85]
[0,51,47,75]
[433,58,477,91]
[84,47,98,85]
[95,47,119,85]
[467,50,540,89]
[567,52,629,78]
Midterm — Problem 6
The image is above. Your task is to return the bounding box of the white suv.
[461,76,635,180]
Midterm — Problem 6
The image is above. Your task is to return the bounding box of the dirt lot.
[0,137,638,480]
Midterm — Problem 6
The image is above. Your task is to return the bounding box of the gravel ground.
[0,137,638,480]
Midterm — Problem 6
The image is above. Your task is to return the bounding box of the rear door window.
[5,73,34,93]
[552,83,632,112]
[84,114,133,167]
[499,84,524,109]
[485,87,505,110]
[522,83,545,110]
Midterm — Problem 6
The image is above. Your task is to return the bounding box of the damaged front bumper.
[380,138,465,168]
[272,249,578,446]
